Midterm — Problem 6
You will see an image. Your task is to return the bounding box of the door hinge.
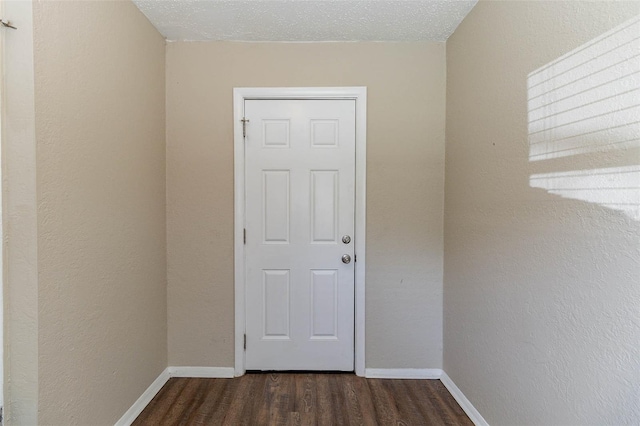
[243,228,246,244]
[241,118,250,138]
[0,19,18,30]
[244,334,247,350]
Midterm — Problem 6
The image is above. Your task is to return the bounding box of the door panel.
[311,170,339,243]
[244,99,356,371]
[262,171,290,243]
[262,270,290,339]
[310,269,338,339]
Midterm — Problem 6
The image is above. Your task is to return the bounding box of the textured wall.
[33,1,167,424]
[166,42,446,369]
[444,1,640,425]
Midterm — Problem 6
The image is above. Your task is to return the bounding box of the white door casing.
[234,87,367,376]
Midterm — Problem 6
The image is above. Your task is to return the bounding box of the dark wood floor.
[133,373,473,425]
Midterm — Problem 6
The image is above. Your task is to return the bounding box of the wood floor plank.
[132,378,189,426]
[427,380,474,426]
[184,378,229,425]
[253,374,275,424]
[328,374,349,426]
[349,376,378,426]
[132,373,473,426]
[203,378,240,425]
[339,375,370,426]
[293,373,316,426]
[244,374,269,424]
[367,378,404,424]
[217,374,265,425]
[267,373,286,425]
[404,379,449,425]
[174,379,212,426]
[272,373,296,425]
[381,379,430,425]
[315,373,337,426]
[160,378,204,426]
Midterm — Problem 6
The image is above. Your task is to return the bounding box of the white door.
[244,99,356,371]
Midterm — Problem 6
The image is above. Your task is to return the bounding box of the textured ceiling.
[132,1,478,42]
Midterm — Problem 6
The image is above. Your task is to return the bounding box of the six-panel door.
[244,99,356,370]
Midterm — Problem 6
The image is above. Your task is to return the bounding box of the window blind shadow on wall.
[528,15,640,221]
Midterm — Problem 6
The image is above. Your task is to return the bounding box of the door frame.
[233,87,367,377]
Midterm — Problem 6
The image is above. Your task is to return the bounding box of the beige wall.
[444,1,640,424]
[32,1,167,424]
[166,42,446,369]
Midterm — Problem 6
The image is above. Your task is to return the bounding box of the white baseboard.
[364,368,443,379]
[440,371,489,426]
[168,366,235,378]
[114,367,170,426]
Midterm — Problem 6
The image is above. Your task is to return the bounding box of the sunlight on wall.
[531,165,640,221]
[528,15,640,220]
[528,16,639,161]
